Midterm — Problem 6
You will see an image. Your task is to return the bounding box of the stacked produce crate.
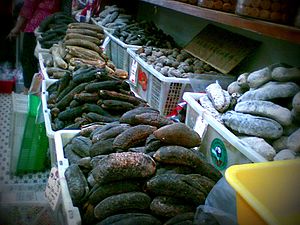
[184,64,300,168]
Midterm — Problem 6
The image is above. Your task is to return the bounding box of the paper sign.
[184,24,260,74]
[102,36,110,50]
[194,115,207,137]
[129,59,138,86]
[45,167,61,210]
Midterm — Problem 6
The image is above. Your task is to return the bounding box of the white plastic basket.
[104,30,141,72]
[41,79,67,165]
[127,48,193,116]
[183,92,267,174]
[54,130,82,225]
[35,40,50,59]
[38,52,59,81]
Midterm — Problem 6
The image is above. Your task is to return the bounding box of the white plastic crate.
[54,130,82,225]
[183,92,267,174]
[127,48,194,116]
[104,30,141,72]
[41,79,64,166]
[10,93,28,174]
[38,52,59,81]
[35,40,50,59]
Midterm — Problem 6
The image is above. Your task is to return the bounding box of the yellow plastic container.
[225,159,300,225]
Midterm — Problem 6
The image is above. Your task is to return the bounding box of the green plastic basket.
[16,94,49,174]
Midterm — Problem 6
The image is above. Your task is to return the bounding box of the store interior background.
[136,2,300,72]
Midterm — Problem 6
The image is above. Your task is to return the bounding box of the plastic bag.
[17,94,49,174]
[29,73,43,96]
[194,177,238,225]
[167,101,187,123]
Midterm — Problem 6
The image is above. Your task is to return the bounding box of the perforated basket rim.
[104,29,142,49]
[127,48,191,84]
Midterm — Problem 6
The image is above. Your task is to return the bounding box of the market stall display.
[54,108,222,224]
[3,0,300,224]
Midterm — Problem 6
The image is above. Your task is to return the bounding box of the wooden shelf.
[140,0,300,45]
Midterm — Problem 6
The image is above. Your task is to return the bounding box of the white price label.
[102,36,110,50]
[129,60,138,86]
[45,167,61,210]
[194,116,207,137]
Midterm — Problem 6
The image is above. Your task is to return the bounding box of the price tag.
[102,36,110,50]
[45,167,61,210]
[194,115,207,137]
[129,59,138,86]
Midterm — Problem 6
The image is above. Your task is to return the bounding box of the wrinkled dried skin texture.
[94,192,151,220]
[271,67,300,82]
[64,164,89,206]
[80,124,103,137]
[237,72,249,89]
[64,143,81,165]
[227,81,247,95]
[205,83,226,112]
[240,136,276,160]
[91,152,156,184]
[274,149,296,161]
[90,137,115,157]
[287,128,300,152]
[238,81,300,102]
[200,94,223,123]
[71,135,92,157]
[88,180,142,205]
[146,174,206,205]
[272,136,288,152]
[156,163,195,175]
[119,107,159,125]
[154,146,205,168]
[247,67,271,89]
[150,196,195,217]
[90,122,120,140]
[153,123,201,148]
[92,124,130,143]
[183,174,215,195]
[154,145,221,182]
[222,111,283,139]
[293,92,300,113]
[234,100,292,126]
[113,125,157,150]
[134,112,174,127]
